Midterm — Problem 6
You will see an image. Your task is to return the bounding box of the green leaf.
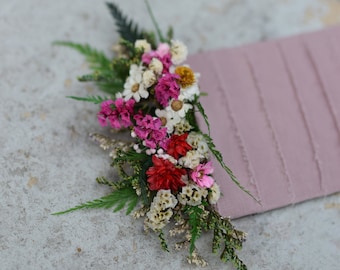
[66,95,109,104]
[166,26,174,42]
[53,41,111,73]
[185,205,204,254]
[113,150,149,164]
[195,101,211,135]
[52,186,139,215]
[138,156,153,205]
[203,133,259,203]
[185,108,199,132]
[158,230,169,252]
[106,2,145,43]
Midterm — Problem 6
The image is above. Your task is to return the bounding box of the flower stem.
[144,0,166,42]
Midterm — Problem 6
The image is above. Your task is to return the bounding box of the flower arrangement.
[54,2,254,269]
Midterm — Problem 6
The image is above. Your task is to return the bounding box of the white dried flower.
[178,150,202,169]
[142,69,157,88]
[149,58,163,74]
[144,189,178,231]
[208,183,221,204]
[174,119,192,135]
[170,40,188,65]
[134,39,151,52]
[155,108,181,134]
[177,184,208,206]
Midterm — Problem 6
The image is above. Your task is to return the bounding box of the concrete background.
[1,0,340,269]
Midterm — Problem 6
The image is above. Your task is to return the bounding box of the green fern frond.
[185,205,204,254]
[52,186,139,215]
[106,2,145,43]
[113,150,149,164]
[66,95,109,104]
[77,73,124,95]
[53,41,111,72]
[203,133,259,203]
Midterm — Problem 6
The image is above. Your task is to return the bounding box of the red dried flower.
[166,133,193,159]
[146,155,186,191]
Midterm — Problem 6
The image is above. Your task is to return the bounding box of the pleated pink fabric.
[188,26,340,218]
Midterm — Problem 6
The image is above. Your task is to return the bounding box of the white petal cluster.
[208,183,221,204]
[134,39,151,52]
[149,58,163,74]
[174,119,192,135]
[145,190,178,231]
[168,95,192,118]
[177,184,208,206]
[123,64,149,102]
[187,132,209,158]
[142,69,157,88]
[180,72,200,101]
[155,108,181,134]
[170,40,188,65]
[178,150,202,169]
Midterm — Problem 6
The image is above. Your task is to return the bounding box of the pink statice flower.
[133,113,168,150]
[155,73,180,107]
[190,161,214,188]
[142,43,172,74]
[97,98,135,129]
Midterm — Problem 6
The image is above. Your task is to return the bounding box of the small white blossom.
[155,108,181,134]
[144,190,178,231]
[142,69,156,88]
[197,140,209,158]
[123,64,149,102]
[187,132,205,149]
[155,153,177,165]
[170,40,188,65]
[180,73,200,101]
[149,58,163,74]
[174,119,192,135]
[134,39,151,52]
[167,95,192,118]
[208,183,221,204]
[177,184,208,206]
[178,150,202,169]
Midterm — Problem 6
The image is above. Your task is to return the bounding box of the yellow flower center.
[171,100,183,111]
[131,83,139,93]
[175,66,195,88]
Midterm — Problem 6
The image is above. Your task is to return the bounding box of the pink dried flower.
[191,161,214,188]
[133,114,168,149]
[97,98,135,129]
[155,73,180,107]
[156,43,170,57]
[142,43,172,73]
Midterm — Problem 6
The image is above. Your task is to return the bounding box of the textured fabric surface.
[189,26,340,218]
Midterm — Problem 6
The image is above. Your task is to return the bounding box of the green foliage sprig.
[53,186,139,215]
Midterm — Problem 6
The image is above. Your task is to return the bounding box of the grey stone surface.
[1,0,340,269]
